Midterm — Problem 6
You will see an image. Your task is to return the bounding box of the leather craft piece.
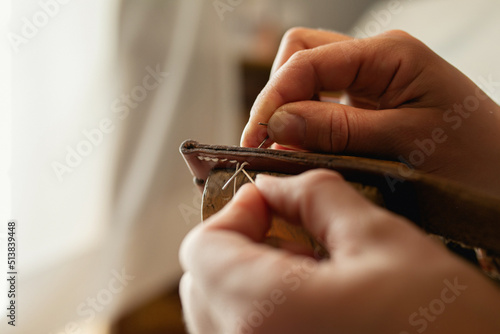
[180,140,500,268]
[202,169,384,259]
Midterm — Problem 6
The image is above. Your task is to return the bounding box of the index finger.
[241,32,425,148]
[254,170,408,256]
[179,183,281,277]
[179,183,306,300]
[271,28,351,76]
[241,39,363,147]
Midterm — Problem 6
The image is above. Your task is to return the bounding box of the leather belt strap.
[180,139,500,258]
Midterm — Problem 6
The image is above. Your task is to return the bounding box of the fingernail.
[268,111,305,145]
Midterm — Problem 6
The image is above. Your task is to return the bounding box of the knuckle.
[287,48,312,65]
[328,104,350,152]
[363,210,394,236]
[179,225,205,267]
[384,29,413,39]
[380,30,427,55]
[361,212,411,250]
[370,30,433,79]
[282,26,310,44]
[300,169,344,191]
[178,272,192,298]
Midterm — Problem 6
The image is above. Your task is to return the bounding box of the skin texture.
[180,171,500,334]
[241,29,500,197]
[180,29,500,333]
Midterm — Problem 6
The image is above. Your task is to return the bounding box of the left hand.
[179,170,500,334]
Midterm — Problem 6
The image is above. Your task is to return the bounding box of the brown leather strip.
[180,140,500,256]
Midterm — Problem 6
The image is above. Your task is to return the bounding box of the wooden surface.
[112,285,187,334]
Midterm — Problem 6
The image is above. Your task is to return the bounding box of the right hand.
[180,170,500,334]
[240,28,500,197]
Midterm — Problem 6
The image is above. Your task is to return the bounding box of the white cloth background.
[2,0,241,333]
[352,0,500,103]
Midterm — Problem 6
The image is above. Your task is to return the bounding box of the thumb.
[267,100,431,156]
[255,170,405,255]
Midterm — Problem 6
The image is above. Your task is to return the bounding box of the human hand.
[240,28,500,197]
[179,170,500,334]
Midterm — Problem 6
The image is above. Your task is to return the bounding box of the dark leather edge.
[180,140,500,255]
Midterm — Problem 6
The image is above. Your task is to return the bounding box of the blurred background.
[1,0,499,333]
